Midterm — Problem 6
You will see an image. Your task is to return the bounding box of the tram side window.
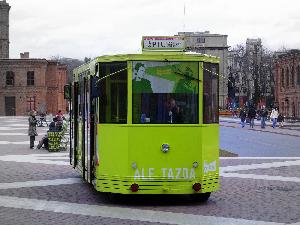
[132,61,199,124]
[98,62,127,123]
[203,62,219,124]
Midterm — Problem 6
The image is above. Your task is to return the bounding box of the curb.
[220,123,300,138]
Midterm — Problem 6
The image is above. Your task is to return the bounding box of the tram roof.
[94,52,219,62]
[73,51,219,76]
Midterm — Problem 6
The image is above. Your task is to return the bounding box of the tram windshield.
[132,61,199,124]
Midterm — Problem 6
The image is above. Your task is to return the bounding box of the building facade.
[274,49,300,118]
[0,53,68,116]
[0,1,68,116]
[176,31,229,108]
[0,0,10,58]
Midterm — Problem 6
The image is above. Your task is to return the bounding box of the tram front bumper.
[94,174,219,194]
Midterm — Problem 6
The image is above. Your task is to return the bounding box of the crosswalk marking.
[0,178,82,189]
[0,196,285,225]
[0,153,69,165]
[0,133,46,136]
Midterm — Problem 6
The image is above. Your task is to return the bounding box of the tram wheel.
[190,192,211,202]
[105,193,122,202]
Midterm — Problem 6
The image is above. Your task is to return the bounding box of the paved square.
[0,116,299,225]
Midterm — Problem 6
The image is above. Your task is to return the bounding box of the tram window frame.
[203,62,219,124]
[132,61,199,124]
[98,62,128,124]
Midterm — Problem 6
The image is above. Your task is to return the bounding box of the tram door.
[83,77,95,183]
[82,77,89,182]
[71,82,79,167]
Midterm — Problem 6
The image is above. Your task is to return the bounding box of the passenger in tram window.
[166,98,183,124]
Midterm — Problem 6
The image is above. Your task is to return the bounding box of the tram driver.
[166,98,183,124]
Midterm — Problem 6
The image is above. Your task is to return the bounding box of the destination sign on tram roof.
[142,36,185,51]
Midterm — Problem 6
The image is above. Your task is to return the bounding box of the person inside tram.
[166,98,183,124]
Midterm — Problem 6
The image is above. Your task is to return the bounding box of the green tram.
[68,51,220,201]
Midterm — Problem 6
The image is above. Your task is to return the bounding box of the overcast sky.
[7,0,300,60]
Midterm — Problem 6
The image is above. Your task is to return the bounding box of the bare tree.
[229,44,275,107]
[50,56,84,82]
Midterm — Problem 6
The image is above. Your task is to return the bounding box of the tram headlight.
[161,144,170,153]
[193,162,199,168]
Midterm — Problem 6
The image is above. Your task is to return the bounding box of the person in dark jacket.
[277,113,284,128]
[28,110,38,149]
[239,108,247,128]
[260,105,268,129]
[248,106,256,128]
[49,117,58,131]
[37,117,59,149]
[166,98,183,124]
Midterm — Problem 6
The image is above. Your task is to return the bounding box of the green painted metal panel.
[94,124,219,194]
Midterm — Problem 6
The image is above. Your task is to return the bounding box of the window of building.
[132,61,199,124]
[98,62,127,123]
[27,96,36,111]
[203,62,219,124]
[297,65,300,85]
[286,68,289,87]
[291,66,294,87]
[197,37,205,43]
[281,68,284,88]
[27,71,35,86]
[6,71,14,86]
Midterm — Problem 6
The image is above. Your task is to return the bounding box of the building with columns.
[274,49,300,118]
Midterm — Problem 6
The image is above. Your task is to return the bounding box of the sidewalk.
[220,116,300,137]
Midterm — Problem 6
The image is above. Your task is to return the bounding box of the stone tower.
[0,0,10,58]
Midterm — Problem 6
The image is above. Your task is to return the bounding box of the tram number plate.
[134,168,196,180]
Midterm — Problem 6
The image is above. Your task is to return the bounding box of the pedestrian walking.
[247,105,256,128]
[260,105,268,129]
[28,110,38,149]
[239,108,247,128]
[277,113,284,128]
[270,108,279,128]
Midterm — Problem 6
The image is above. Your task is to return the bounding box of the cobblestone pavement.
[0,116,299,225]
